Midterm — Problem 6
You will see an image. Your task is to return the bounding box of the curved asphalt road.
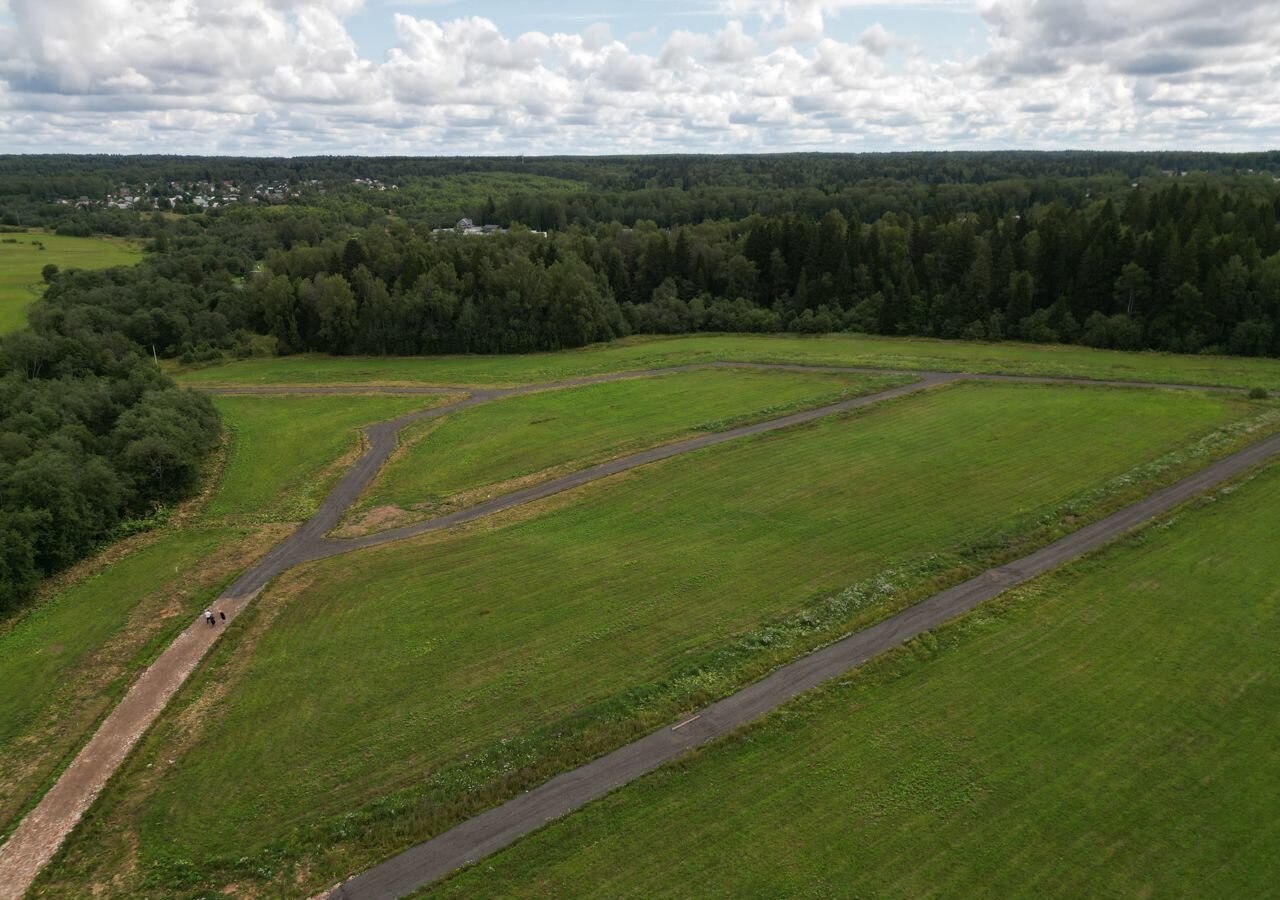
[0,360,1267,899]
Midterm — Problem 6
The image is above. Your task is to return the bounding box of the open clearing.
[351,368,905,528]
[0,394,434,844]
[208,393,447,526]
[0,232,141,333]
[174,333,1280,391]
[424,461,1280,900]
[37,381,1264,897]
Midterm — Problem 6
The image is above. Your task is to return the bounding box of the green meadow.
[353,368,905,526]
[0,232,141,333]
[174,333,1280,391]
[428,461,1280,900]
[0,393,435,838]
[41,381,1266,896]
[208,393,446,525]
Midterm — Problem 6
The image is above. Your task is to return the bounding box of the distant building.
[430,219,518,238]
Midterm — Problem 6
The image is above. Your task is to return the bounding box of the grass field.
[42,382,1268,896]
[426,461,1280,900]
[0,527,244,838]
[352,368,904,527]
[0,393,436,839]
[207,393,447,526]
[0,232,141,333]
[173,333,1280,391]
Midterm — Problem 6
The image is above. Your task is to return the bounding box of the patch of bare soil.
[332,504,418,537]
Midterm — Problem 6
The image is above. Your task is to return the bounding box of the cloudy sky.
[1,0,1276,156]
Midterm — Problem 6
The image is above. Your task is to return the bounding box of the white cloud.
[0,0,1276,155]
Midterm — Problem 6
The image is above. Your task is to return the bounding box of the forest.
[24,170,1280,358]
[0,329,219,610]
[3,151,1280,608]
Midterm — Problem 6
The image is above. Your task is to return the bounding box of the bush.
[1082,312,1143,350]
[1248,387,1269,400]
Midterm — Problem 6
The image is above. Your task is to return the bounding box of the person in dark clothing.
[219,610,226,622]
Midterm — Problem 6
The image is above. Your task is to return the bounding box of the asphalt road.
[329,427,1280,900]
[220,360,1249,596]
[220,366,944,597]
[0,359,1266,898]
[0,363,932,896]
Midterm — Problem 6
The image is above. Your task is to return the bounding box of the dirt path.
[329,428,1280,900]
[0,361,1257,899]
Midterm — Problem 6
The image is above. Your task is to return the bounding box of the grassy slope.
[429,462,1280,900]
[0,393,437,837]
[357,368,904,520]
[50,383,1264,895]
[174,333,1280,390]
[0,232,141,333]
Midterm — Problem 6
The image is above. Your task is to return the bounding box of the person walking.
[205,609,215,626]
[219,610,226,622]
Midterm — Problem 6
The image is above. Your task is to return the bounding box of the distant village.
[56,177,397,211]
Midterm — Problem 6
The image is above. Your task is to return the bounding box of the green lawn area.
[207,393,446,526]
[428,461,1280,900]
[353,368,905,526]
[0,393,435,839]
[0,527,239,838]
[46,381,1267,896]
[173,333,1280,391]
[0,232,141,333]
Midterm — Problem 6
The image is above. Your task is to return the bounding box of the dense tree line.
[30,177,1280,359]
[1,321,220,614]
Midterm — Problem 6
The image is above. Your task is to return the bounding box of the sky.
[0,0,1277,156]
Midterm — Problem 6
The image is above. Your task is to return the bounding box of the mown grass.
[354,368,904,523]
[206,394,445,525]
[41,382,1269,897]
[173,333,1280,391]
[0,529,239,838]
[426,461,1280,900]
[0,232,141,333]
[0,393,435,839]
